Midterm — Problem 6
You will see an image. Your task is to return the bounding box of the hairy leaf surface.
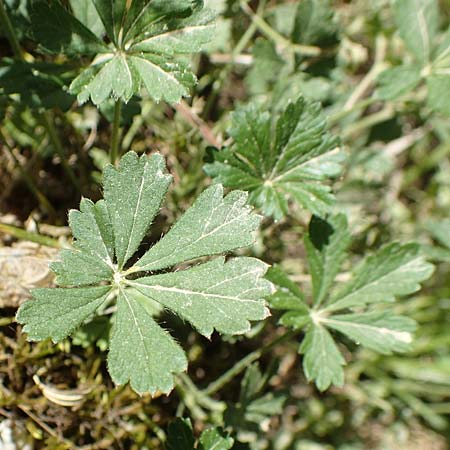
[16,151,270,394]
[29,0,214,105]
[268,214,433,391]
[204,96,343,220]
[130,257,271,337]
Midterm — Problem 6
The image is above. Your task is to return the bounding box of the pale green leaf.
[377,65,422,100]
[69,0,105,37]
[65,0,215,105]
[327,243,434,312]
[30,1,108,56]
[323,312,416,354]
[305,214,350,307]
[91,0,126,44]
[292,0,336,46]
[103,152,172,269]
[121,0,204,44]
[108,288,187,395]
[129,257,272,337]
[269,215,433,391]
[131,9,215,54]
[427,74,450,116]
[393,0,439,64]
[245,39,285,96]
[198,428,234,450]
[51,249,113,286]
[266,265,306,311]
[127,55,192,104]
[50,198,115,286]
[204,97,343,220]
[70,198,115,266]
[300,325,345,391]
[426,219,450,250]
[16,286,111,342]
[434,26,450,64]
[135,185,260,271]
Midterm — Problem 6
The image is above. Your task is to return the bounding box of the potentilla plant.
[0,0,438,444]
[17,151,273,394]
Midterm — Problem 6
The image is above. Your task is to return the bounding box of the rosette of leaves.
[266,214,434,391]
[29,0,215,105]
[204,96,344,221]
[377,0,450,116]
[16,151,272,394]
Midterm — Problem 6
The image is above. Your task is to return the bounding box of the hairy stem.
[110,101,122,165]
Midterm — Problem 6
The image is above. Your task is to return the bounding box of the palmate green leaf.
[30,0,214,105]
[204,96,343,220]
[224,362,286,433]
[269,214,433,391]
[322,312,416,354]
[51,198,115,286]
[16,151,271,395]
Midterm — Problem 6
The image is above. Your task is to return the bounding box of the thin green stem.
[41,111,81,192]
[176,373,225,412]
[202,1,262,118]
[0,222,61,248]
[110,101,122,164]
[203,330,297,396]
[240,1,321,57]
[341,105,395,140]
[328,97,376,125]
[0,0,23,59]
[1,134,55,216]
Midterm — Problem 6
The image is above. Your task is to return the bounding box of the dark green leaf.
[393,0,439,64]
[204,97,343,220]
